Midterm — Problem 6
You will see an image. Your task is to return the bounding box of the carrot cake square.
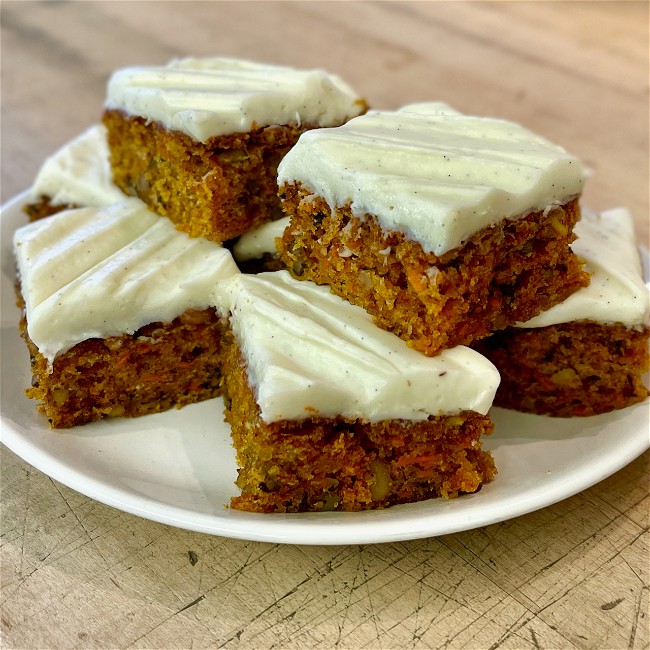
[473,207,650,416]
[276,102,589,356]
[103,57,367,243]
[214,270,500,513]
[13,198,239,428]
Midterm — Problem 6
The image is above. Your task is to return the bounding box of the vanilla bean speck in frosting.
[277,102,585,256]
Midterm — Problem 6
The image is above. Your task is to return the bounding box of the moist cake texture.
[24,125,125,220]
[14,199,239,428]
[103,57,367,242]
[277,103,588,355]
[215,271,499,513]
[474,208,650,416]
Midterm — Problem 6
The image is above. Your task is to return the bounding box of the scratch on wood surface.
[601,597,624,610]
[177,594,205,614]
[627,585,648,649]
[359,549,382,646]
[331,550,358,648]
[216,545,412,648]
[530,627,541,649]
[485,614,532,650]
[215,565,318,648]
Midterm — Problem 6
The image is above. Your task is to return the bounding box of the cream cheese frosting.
[232,217,289,262]
[28,125,124,208]
[14,199,240,363]
[277,102,585,256]
[214,270,500,423]
[105,57,365,143]
[518,207,649,329]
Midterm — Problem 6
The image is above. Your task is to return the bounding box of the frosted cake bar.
[277,102,589,355]
[14,199,239,428]
[474,207,650,416]
[103,57,367,242]
[215,270,500,513]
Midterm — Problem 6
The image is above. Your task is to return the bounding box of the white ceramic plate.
[1,192,648,545]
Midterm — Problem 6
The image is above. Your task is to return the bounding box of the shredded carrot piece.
[406,267,428,293]
[143,373,168,383]
[396,453,439,469]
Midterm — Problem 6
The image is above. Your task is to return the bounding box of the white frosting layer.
[277,102,585,256]
[28,125,124,208]
[215,270,500,423]
[105,57,365,142]
[232,217,289,262]
[518,208,650,328]
[14,199,239,363]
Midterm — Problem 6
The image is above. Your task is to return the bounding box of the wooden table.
[1,2,648,648]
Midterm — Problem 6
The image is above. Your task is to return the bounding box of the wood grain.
[1,2,648,648]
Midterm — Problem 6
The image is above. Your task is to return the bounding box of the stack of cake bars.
[14,57,649,513]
